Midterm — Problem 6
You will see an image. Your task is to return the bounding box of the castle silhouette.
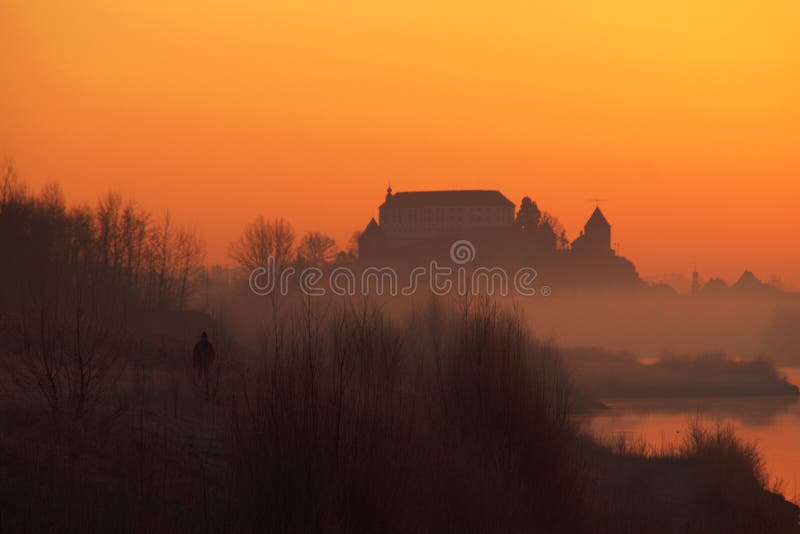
[359,188,641,288]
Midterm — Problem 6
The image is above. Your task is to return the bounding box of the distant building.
[359,188,516,264]
[358,187,642,288]
[378,188,515,239]
[571,206,612,256]
[358,218,385,264]
[691,269,700,294]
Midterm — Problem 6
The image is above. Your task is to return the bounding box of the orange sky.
[2,1,798,286]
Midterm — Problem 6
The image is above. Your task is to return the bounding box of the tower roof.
[585,206,610,229]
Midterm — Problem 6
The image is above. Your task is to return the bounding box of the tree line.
[0,159,205,313]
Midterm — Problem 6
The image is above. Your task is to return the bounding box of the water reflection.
[585,369,800,498]
[597,394,799,427]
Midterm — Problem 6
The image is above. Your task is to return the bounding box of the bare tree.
[148,212,177,309]
[541,212,569,250]
[229,216,295,272]
[39,182,66,214]
[96,192,125,271]
[141,211,206,310]
[175,224,206,310]
[296,231,337,267]
[9,243,127,423]
[120,199,150,292]
[67,204,96,269]
[0,157,25,207]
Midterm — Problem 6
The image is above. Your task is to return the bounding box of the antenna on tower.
[588,197,609,206]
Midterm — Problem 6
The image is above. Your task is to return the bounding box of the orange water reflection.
[586,369,800,501]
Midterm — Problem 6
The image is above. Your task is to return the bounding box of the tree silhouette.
[229,216,295,273]
[515,197,569,251]
[515,196,541,232]
[296,231,337,267]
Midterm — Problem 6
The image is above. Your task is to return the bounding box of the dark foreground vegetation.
[2,297,798,532]
[1,165,798,532]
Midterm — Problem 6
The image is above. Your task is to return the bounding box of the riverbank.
[584,422,800,533]
[565,347,799,399]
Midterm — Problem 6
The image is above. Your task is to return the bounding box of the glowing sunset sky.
[2,1,798,285]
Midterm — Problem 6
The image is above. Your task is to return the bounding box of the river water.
[585,368,800,501]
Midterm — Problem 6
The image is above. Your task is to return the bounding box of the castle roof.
[360,217,384,240]
[586,206,610,229]
[381,190,514,209]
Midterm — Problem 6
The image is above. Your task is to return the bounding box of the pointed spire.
[586,206,610,229]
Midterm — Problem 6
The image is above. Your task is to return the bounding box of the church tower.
[571,207,612,255]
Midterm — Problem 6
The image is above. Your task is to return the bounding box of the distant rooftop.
[381,190,514,208]
[733,270,765,290]
[585,206,611,228]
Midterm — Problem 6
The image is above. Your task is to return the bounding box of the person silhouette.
[193,331,216,395]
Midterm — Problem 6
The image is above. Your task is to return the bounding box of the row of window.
[383,216,508,226]
[382,207,513,225]
[385,225,502,236]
